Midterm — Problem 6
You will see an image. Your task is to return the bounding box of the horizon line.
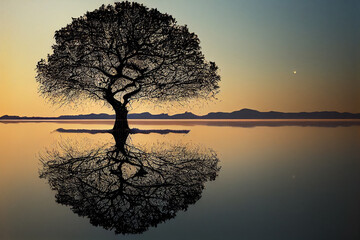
[1,108,360,120]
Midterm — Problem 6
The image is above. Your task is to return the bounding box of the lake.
[0,120,359,240]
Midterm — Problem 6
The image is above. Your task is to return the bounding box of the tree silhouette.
[39,132,220,234]
[36,2,220,134]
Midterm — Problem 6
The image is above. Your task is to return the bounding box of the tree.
[36,1,220,134]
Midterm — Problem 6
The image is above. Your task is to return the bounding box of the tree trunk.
[113,106,130,134]
[105,93,130,151]
[111,106,130,153]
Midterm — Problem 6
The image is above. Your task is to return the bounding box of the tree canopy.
[36,1,220,112]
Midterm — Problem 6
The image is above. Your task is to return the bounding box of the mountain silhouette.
[1,108,360,120]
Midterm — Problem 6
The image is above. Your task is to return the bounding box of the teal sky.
[0,0,359,116]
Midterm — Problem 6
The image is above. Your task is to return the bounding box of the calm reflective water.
[0,120,359,240]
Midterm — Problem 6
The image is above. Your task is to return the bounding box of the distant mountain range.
[1,109,360,120]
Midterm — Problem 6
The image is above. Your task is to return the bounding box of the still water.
[0,120,359,240]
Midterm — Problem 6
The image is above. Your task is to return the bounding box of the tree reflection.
[39,132,220,234]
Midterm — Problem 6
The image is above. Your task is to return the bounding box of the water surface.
[0,120,359,239]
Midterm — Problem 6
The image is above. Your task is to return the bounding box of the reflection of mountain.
[2,108,360,120]
[39,132,219,234]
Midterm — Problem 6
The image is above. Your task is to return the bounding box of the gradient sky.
[0,0,359,116]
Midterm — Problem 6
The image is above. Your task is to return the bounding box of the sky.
[0,0,359,116]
